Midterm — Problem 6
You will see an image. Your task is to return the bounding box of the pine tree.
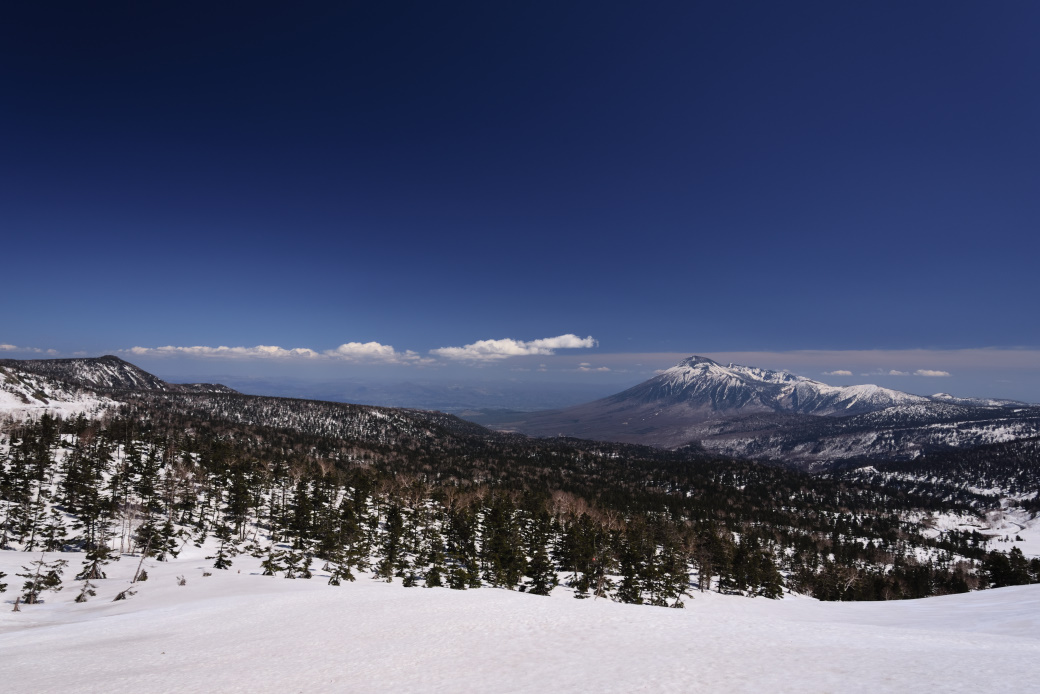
[526,543,558,596]
[422,532,447,589]
[207,520,240,570]
[74,579,97,603]
[77,543,115,580]
[18,554,69,604]
[376,503,407,582]
[756,548,785,599]
[1008,547,1031,586]
[260,546,286,576]
[282,550,302,579]
[326,556,356,586]
[299,553,313,579]
[480,498,526,589]
[40,505,69,552]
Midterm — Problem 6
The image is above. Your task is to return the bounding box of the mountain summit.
[633,356,927,416]
[490,355,1036,458]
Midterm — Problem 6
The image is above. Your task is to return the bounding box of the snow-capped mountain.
[490,356,1040,463]
[625,356,929,416]
[0,355,236,394]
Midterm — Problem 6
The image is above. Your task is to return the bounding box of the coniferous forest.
[3,392,1038,608]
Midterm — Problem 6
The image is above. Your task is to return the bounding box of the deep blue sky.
[2,2,1039,402]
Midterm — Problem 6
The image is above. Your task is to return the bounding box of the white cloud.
[128,345,322,359]
[888,370,909,376]
[914,369,951,377]
[431,334,597,361]
[823,370,853,376]
[0,344,52,354]
[578,362,611,372]
[125,342,430,365]
[323,342,430,364]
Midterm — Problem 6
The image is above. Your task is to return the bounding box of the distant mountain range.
[3,353,1039,468]
[0,355,237,395]
[0,355,490,446]
[482,356,1040,466]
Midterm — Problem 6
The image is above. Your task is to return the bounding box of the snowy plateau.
[2,546,1039,693]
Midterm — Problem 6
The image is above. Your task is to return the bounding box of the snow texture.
[1,544,1038,693]
[0,366,113,420]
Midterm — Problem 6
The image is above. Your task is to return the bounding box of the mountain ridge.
[0,354,237,394]
[486,355,1040,464]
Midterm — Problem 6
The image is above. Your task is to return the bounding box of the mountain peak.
[677,355,720,368]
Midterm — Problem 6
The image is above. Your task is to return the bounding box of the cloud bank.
[126,342,429,364]
[0,344,57,355]
[430,334,597,361]
[823,370,853,376]
[914,369,951,377]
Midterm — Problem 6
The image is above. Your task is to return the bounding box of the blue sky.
[2,2,1039,404]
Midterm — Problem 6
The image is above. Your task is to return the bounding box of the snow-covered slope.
[1,545,1038,694]
[644,356,929,415]
[0,365,113,420]
[0,355,236,394]
[495,356,1040,461]
[930,392,1028,408]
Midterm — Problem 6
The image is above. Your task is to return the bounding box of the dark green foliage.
[983,547,1036,588]
[480,497,526,589]
[74,579,97,602]
[326,556,356,586]
[18,554,68,604]
[260,546,285,576]
[112,587,136,601]
[2,395,1033,606]
[206,521,239,570]
[77,543,115,580]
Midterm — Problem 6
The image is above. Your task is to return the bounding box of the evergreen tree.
[18,554,69,604]
[207,521,240,570]
[526,543,558,596]
[39,505,69,552]
[74,579,97,603]
[261,546,286,576]
[326,553,356,586]
[480,498,526,589]
[282,550,302,579]
[376,503,407,582]
[77,543,116,580]
[756,548,785,599]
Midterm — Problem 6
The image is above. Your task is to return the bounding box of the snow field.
[1,543,1039,694]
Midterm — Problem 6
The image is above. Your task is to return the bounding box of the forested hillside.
[3,404,1037,608]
